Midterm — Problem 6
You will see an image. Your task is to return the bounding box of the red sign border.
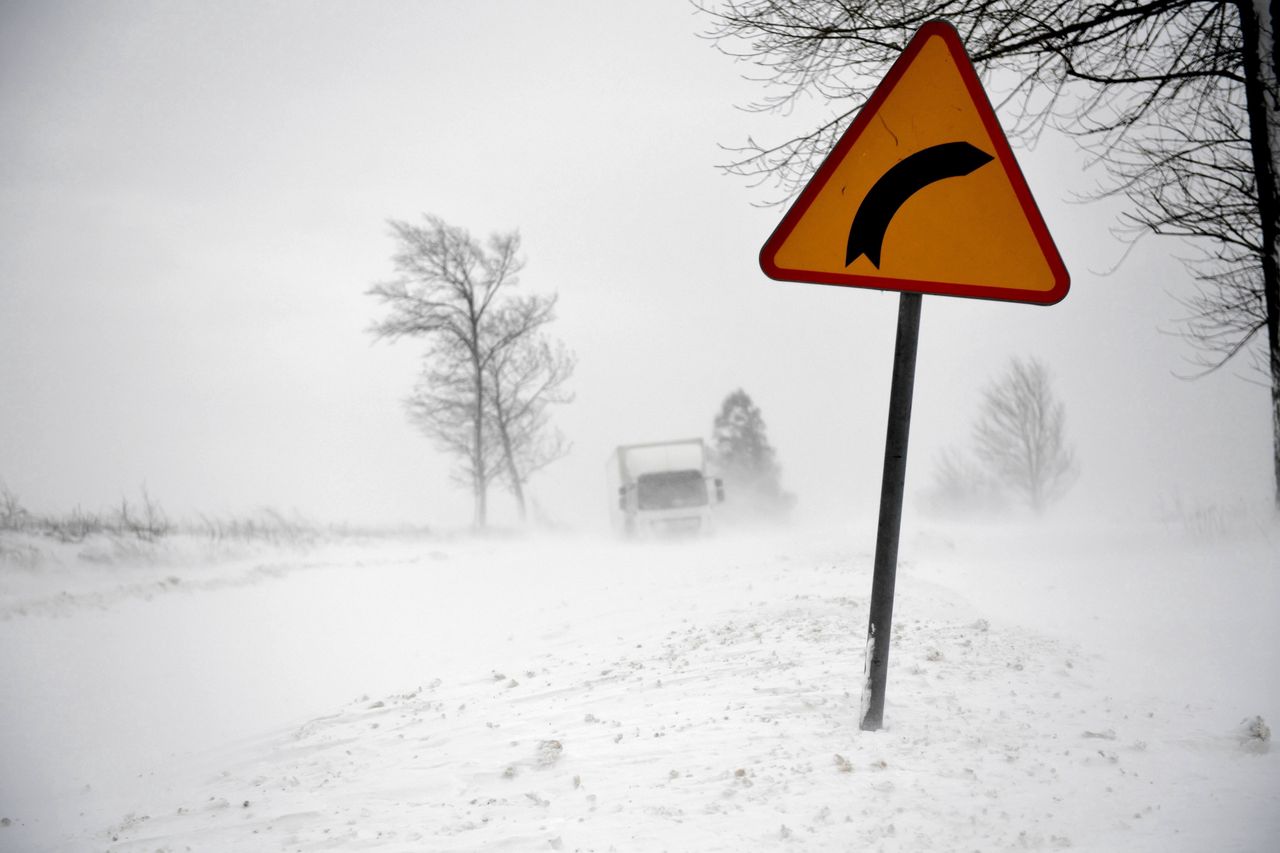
[758,20,1070,305]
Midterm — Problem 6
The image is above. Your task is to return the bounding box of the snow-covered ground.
[0,517,1277,852]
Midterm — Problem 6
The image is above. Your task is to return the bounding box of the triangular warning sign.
[759,21,1069,304]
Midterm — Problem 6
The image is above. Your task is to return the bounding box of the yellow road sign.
[760,21,1069,304]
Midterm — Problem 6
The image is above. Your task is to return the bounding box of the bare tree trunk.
[472,363,488,529]
[486,383,528,523]
[464,287,490,530]
[1240,0,1280,511]
[497,418,527,523]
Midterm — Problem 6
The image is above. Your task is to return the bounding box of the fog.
[1,1,1272,532]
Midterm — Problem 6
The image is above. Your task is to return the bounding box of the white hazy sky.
[1,1,1273,530]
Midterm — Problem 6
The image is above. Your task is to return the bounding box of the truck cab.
[608,439,724,538]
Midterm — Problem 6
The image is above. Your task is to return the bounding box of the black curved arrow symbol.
[846,141,994,268]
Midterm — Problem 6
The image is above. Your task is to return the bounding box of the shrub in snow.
[0,480,30,531]
[1237,716,1271,754]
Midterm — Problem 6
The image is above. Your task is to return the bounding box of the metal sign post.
[859,291,922,731]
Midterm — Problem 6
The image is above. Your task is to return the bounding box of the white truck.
[607,439,724,538]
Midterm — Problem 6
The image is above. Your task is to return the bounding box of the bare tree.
[483,319,576,522]
[697,1,1280,509]
[367,215,524,528]
[972,357,1078,513]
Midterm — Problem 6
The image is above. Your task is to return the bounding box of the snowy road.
[1,522,1277,851]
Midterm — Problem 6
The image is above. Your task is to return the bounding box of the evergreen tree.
[710,389,793,520]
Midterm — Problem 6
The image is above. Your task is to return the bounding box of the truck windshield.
[636,470,708,510]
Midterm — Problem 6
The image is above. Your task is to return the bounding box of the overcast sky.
[1,1,1272,531]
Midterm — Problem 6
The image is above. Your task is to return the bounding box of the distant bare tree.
[697,0,1280,509]
[367,215,527,528]
[483,315,576,521]
[973,357,1077,513]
